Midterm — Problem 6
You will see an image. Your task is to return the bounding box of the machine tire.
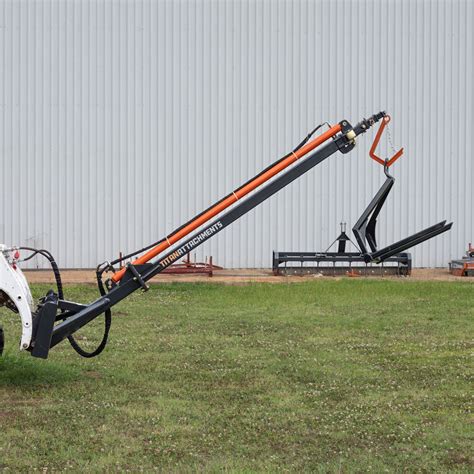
[0,325,4,356]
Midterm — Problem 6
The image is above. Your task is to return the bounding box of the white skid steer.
[0,246,34,353]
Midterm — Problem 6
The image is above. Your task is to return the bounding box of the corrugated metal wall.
[0,0,472,269]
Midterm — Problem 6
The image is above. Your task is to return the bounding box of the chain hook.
[369,115,404,167]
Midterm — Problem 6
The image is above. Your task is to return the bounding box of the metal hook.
[369,115,404,167]
[383,159,393,179]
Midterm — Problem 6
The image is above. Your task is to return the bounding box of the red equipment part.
[369,115,404,167]
[162,254,222,277]
[449,243,474,276]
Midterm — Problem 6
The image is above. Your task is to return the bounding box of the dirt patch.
[23,268,471,285]
[446,451,474,468]
[83,370,102,380]
[0,400,42,408]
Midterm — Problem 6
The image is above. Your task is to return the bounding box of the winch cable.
[19,247,111,358]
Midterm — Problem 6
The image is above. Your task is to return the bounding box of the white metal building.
[1,0,472,269]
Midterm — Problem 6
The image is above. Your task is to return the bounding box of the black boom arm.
[28,111,428,359]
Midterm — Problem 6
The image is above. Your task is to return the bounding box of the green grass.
[0,280,473,472]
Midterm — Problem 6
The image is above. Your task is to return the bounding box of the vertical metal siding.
[0,0,472,268]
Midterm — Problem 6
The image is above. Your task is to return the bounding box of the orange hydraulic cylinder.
[112,123,342,282]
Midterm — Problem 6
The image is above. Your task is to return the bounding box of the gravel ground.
[22,267,470,285]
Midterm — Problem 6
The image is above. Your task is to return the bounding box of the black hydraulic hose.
[19,247,111,358]
[19,247,64,298]
[98,123,331,273]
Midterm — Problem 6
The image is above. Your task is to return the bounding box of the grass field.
[0,280,473,472]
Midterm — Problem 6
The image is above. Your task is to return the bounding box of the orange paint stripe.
[112,123,342,282]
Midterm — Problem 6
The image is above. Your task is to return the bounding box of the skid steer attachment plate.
[0,245,34,350]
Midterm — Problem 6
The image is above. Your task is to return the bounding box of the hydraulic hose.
[19,247,111,358]
[111,122,342,283]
